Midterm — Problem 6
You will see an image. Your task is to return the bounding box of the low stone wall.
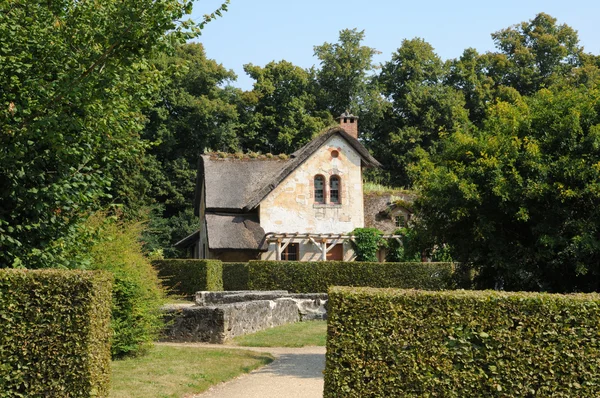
[162,291,328,343]
[196,290,328,321]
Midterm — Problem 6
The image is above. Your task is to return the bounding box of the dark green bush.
[0,269,113,397]
[325,286,600,397]
[247,261,456,293]
[89,216,166,358]
[223,262,249,291]
[153,259,223,296]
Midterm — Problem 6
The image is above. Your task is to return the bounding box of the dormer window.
[330,175,340,204]
[314,175,325,204]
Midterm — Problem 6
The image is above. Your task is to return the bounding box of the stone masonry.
[161,291,328,343]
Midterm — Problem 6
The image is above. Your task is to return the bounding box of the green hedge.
[325,287,600,397]
[223,262,249,291]
[152,259,223,296]
[247,261,456,293]
[0,269,113,397]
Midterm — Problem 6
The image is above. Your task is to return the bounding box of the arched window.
[330,175,340,204]
[314,175,325,204]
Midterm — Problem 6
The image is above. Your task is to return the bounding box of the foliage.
[0,0,228,269]
[110,344,272,398]
[87,214,165,358]
[375,38,469,186]
[247,261,457,293]
[351,228,384,262]
[386,228,421,263]
[142,206,200,258]
[241,61,332,154]
[152,259,223,296]
[411,84,600,292]
[313,28,387,139]
[488,12,583,96]
[143,43,239,215]
[232,321,327,348]
[325,287,600,397]
[0,269,113,397]
[223,262,250,291]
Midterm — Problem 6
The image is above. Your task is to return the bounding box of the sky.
[191,0,600,91]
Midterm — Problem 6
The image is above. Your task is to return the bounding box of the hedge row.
[247,261,456,293]
[222,262,249,291]
[152,259,223,296]
[0,269,113,397]
[324,286,600,397]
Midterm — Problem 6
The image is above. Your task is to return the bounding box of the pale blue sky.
[191,0,600,90]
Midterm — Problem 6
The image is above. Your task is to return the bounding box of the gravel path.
[157,343,325,398]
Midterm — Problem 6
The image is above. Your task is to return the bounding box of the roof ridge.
[242,126,380,211]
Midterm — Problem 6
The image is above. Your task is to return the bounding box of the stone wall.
[363,192,415,234]
[161,291,328,343]
[162,298,299,344]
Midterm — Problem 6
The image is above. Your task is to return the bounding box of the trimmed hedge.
[247,261,456,293]
[223,262,249,291]
[0,269,113,397]
[325,286,600,397]
[152,259,223,296]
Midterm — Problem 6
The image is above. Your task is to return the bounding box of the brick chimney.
[337,111,359,139]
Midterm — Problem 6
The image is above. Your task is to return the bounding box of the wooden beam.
[276,238,282,261]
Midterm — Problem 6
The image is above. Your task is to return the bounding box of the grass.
[231,321,327,347]
[363,181,412,195]
[109,344,273,398]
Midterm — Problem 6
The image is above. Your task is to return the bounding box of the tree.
[143,42,240,215]
[375,38,468,187]
[487,12,583,95]
[314,28,387,141]
[411,84,600,292]
[446,48,496,127]
[240,61,332,154]
[0,0,228,268]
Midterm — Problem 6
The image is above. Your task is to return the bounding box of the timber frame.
[264,232,403,261]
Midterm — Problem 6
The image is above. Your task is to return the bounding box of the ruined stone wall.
[363,192,415,234]
[161,298,299,344]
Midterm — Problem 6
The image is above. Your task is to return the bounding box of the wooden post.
[276,238,282,261]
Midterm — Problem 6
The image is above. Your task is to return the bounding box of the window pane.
[331,177,339,190]
[330,176,340,204]
[283,243,299,261]
[314,176,323,189]
[315,176,324,203]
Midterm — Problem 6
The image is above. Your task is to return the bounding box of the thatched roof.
[194,126,380,215]
[201,156,287,211]
[205,213,267,251]
[174,213,267,251]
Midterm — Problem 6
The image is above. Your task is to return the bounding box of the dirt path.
[157,343,325,398]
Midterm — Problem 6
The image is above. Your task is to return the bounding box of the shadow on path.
[195,346,326,398]
[254,353,324,379]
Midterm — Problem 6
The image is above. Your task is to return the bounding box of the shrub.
[325,286,600,397]
[88,215,165,358]
[0,269,113,397]
[351,228,383,262]
[247,261,456,293]
[153,259,223,296]
[223,262,249,291]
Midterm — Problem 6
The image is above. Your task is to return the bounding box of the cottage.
[176,113,405,261]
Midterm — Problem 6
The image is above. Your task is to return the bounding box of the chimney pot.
[337,111,359,139]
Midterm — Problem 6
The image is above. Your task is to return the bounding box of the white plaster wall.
[259,135,365,261]
[260,135,364,235]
